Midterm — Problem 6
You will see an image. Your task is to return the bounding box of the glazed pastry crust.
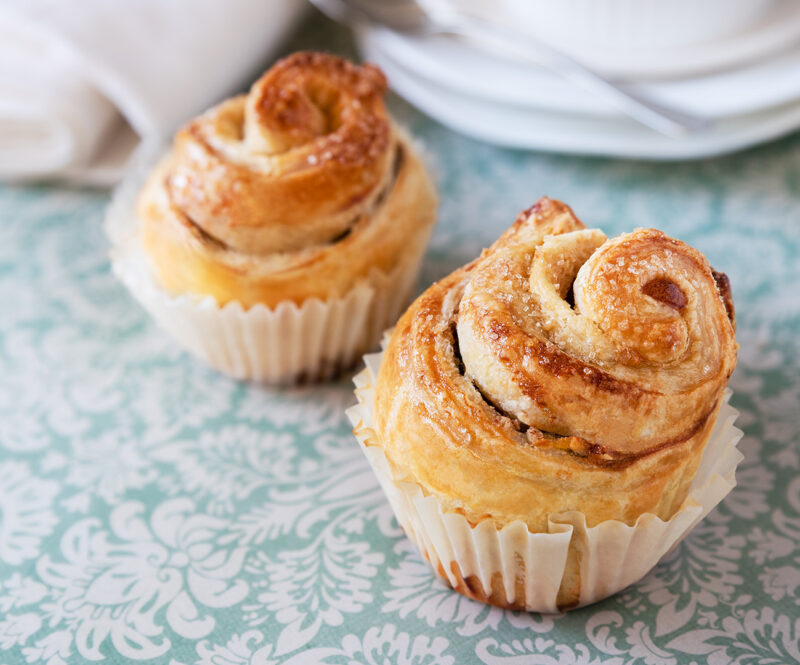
[373,197,737,532]
[138,52,437,307]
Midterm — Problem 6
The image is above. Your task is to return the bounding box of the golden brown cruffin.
[138,51,437,308]
[121,51,437,383]
[370,196,738,609]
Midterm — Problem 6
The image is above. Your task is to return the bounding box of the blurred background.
[3,0,800,184]
[2,3,800,663]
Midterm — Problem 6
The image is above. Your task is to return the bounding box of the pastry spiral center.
[244,51,388,161]
[249,85,328,154]
[572,230,693,366]
[641,278,687,311]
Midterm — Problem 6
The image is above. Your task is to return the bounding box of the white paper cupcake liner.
[346,347,744,613]
[105,143,425,383]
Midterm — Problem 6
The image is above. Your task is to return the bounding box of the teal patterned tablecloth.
[2,13,800,665]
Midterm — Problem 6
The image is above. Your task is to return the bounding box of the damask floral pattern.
[1,14,800,665]
[0,462,59,565]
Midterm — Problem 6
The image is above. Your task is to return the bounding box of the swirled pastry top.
[137,52,436,307]
[373,198,737,528]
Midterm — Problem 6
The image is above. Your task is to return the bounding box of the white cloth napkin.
[0,0,305,184]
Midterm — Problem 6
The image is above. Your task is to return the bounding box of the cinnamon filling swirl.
[449,311,717,466]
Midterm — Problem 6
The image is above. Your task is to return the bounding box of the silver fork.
[308,0,714,138]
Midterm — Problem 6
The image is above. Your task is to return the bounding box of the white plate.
[361,27,800,120]
[369,47,800,160]
[412,0,800,80]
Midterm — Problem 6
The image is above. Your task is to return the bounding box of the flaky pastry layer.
[138,52,437,307]
[374,197,737,531]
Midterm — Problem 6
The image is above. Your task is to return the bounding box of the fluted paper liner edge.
[346,347,744,613]
[105,142,424,383]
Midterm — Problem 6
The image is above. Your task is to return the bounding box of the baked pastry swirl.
[374,197,737,538]
[138,51,436,308]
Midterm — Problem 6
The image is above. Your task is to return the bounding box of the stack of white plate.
[358,0,800,159]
